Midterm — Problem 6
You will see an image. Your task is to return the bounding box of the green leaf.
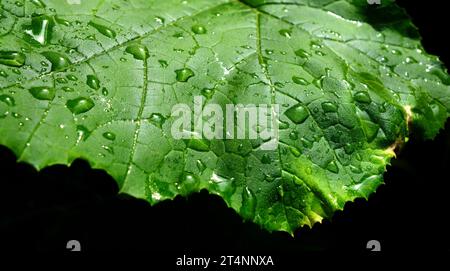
[0,0,449,234]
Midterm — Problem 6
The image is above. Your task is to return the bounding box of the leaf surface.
[0,0,449,233]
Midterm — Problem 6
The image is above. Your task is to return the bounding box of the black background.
[0,0,449,257]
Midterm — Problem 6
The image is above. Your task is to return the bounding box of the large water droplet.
[86,74,100,90]
[285,104,309,124]
[354,91,372,104]
[175,68,195,82]
[0,95,15,106]
[191,24,206,34]
[0,51,26,67]
[42,51,71,71]
[88,21,116,38]
[29,86,56,100]
[125,44,149,60]
[66,97,95,114]
[103,132,116,141]
[321,101,338,113]
[25,15,54,45]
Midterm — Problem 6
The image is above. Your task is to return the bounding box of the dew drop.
[292,76,308,85]
[0,51,26,67]
[0,95,15,106]
[125,44,149,60]
[0,70,8,77]
[42,51,71,71]
[321,101,338,113]
[62,86,74,92]
[56,77,68,84]
[24,15,54,45]
[76,125,90,142]
[354,91,372,104]
[88,21,116,38]
[191,24,207,34]
[102,145,114,154]
[294,49,310,59]
[66,97,95,114]
[149,113,165,128]
[86,74,100,90]
[201,88,214,99]
[103,132,116,141]
[240,186,256,220]
[66,74,78,81]
[279,29,292,38]
[175,68,195,82]
[101,87,109,96]
[29,86,56,100]
[285,104,309,124]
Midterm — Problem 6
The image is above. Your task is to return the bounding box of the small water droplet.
[279,29,292,38]
[0,70,8,77]
[292,76,308,85]
[102,145,114,154]
[285,104,309,124]
[66,97,95,114]
[102,132,116,141]
[29,86,56,100]
[354,91,372,104]
[196,159,206,172]
[191,24,207,34]
[154,16,165,24]
[294,49,310,59]
[0,51,26,67]
[30,0,46,7]
[289,131,298,140]
[42,51,71,71]
[391,49,402,55]
[56,77,68,84]
[88,21,116,38]
[326,160,339,173]
[0,95,15,106]
[101,87,109,96]
[62,86,74,92]
[301,137,313,148]
[86,74,100,90]
[125,44,149,60]
[66,74,78,81]
[149,113,165,128]
[201,88,214,99]
[175,68,195,82]
[158,59,168,68]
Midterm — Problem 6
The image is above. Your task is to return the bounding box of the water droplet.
[350,165,362,174]
[261,154,271,164]
[101,87,109,96]
[196,159,206,172]
[88,21,116,38]
[175,68,195,82]
[326,160,339,173]
[158,59,168,68]
[56,77,68,84]
[149,113,165,128]
[279,29,292,38]
[191,24,206,34]
[285,104,309,124]
[289,131,298,140]
[102,145,114,154]
[354,91,372,104]
[391,49,402,55]
[292,76,308,85]
[201,88,214,99]
[294,49,311,59]
[377,56,388,63]
[0,51,26,67]
[29,86,56,100]
[24,15,54,45]
[0,70,8,77]
[42,51,71,71]
[301,137,313,148]
[76,125,90,142]
[30,0,46,7]
[265,49,274,55]
[125,44,149,60]
[0,95,15,106]
[67,74,78,81]
[62,86,74,92]
[55,16,70,26]
[187,138,209,152]
[240,186,256,220]
[405,56,417,64]
[321,101,338,113]
[86,74,100,90]
[154,16,165,24]
[102,132,116,141]
[66,97,95,114]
